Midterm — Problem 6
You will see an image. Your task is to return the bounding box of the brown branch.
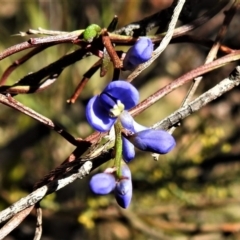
[0,93,84,146]
[102,29,122,69]
[0,33,81,61]
[130,50,240,117]
[0,45,54,85]
[0,71,61,94]
[67,59,102,104]
[0,48,87,95]
[181,0,238,106]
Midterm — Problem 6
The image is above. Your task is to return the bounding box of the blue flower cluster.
[90,165,132,208]
[86,81,175,163]
[86,37,175,208]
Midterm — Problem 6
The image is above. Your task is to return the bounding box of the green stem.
[114,120,123,178]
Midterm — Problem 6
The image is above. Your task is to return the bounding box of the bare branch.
[153,66,240,130]
[0,93,82,146]
[130,50,240,117]
[0,161,92,224]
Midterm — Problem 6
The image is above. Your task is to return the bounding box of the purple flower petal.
[121,164,132,179]
[99,92,117,111]
[120,112,136,162]
[119,111,135,132]
[122,137,135,163]
[102,81,139,110]
[133,121,148,132]
[115,179,132,208]
[129,129,176,154]
[86,95,116,132]
[123,37,153,70]
[89,173,116,195]
[120,111,147,133]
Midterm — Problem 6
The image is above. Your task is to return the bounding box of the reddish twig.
[130,50,240,116]
[0,33,81,61]
[102,29,123,69]
[67,59,102,103]
[0,93,84,146]
[0,45,54,85]
[181,0,238,106]
[0,71,61,94]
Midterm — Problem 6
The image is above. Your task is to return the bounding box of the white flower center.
[110,100,125,117]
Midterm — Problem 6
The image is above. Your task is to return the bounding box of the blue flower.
[86,81,139,132]
[89,173,116,195]
[89,165,133,209]
[120,111,175,162]
[123,37,153,70]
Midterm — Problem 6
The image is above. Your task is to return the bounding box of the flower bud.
[123,37,153,70]
[121,164,132,179]
[115,179,132,208]
[128,129,176,154]
[122,137,135,163]
[89,173,116,195]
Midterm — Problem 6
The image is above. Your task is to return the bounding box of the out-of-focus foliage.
[1,0,240,240]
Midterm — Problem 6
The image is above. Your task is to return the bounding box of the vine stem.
[114,120,123,178]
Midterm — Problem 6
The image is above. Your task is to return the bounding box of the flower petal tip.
[115,179,132,208]
[89,173,116,195]
[123,37,153,70]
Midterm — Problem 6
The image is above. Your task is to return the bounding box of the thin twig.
[0,93,82,146]
[0,206,34,240]
[112,0,199,36]
[110,0,229,45]
[170,35,235,54]
[181,0,238,107]
[129,50,240,117]
[33,206,43,240]
[0,161,93,225]
[0,33,81,61]
[17,27,69,36]
[0,71,61,94]
[0,45,54,85]
[0,48,87,96]
[67,59,102,104]
[152,66,240,130]
[167,0,237,136]
[102,29,122,69]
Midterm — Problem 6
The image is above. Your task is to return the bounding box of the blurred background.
[1,0,240,239]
